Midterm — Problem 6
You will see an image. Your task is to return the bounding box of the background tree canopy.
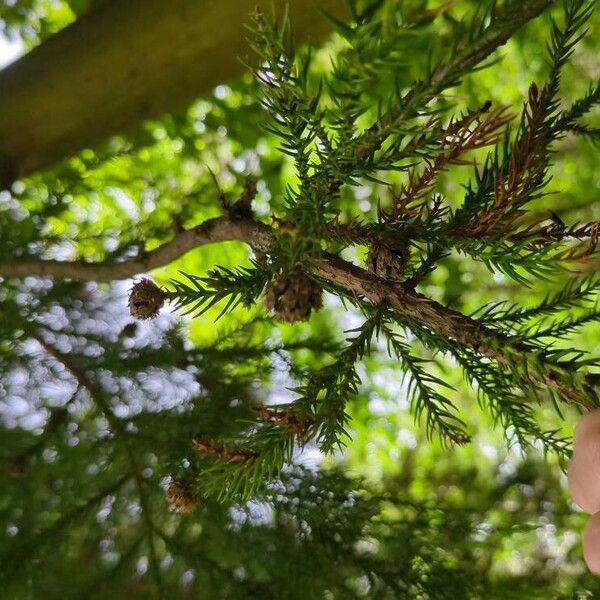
[1,0,600,598]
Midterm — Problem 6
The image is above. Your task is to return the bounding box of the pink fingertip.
[583,512,600,574]
[574,409,600,450]
[568,449,600,514]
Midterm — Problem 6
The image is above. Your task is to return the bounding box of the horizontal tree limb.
[0,0,346,187]
[0,217,272,281]
[2,214,595,408]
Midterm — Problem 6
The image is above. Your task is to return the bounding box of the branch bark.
[8,214,597,408]
[0,0,346,187]
[0,217,272,281]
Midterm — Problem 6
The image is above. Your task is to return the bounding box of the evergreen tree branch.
[313,254,598,409]
[350,0,556,164]
[293,313,381,452]
[453,0,594,238]
[379,105,512,224]
[170,263,273,319]
[33,332,166,594]
[554,79,600,133]
[11,214,600,410]
[0,216,274,282]
[0,473,131,577]
[380,320,470,446]
[475,276,600,325]
[123,440,165,596]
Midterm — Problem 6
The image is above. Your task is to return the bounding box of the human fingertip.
[583,512,600,574]
[574,409,600,450]
[568,451,600,514]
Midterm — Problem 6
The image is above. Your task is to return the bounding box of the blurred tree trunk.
[0,0,345,188]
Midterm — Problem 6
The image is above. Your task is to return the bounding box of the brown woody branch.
[0,218,273,282]
[313,255,598,408]
[461,83,552,238]
[192,440,259,462]
[6,217,479,353]
[381,105,512,223]
[12,214,597,409]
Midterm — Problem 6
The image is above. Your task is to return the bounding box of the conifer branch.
[317,255,598,409]
[293,314,380,452]
[350,0,556,164]
[11,213,600,411]
[191,420,306,502]
[0,474,130,564]
[33,332,166,590]
[5,0,600,590]
[454,0,594,239]
[554,79,600,134]
[457,83,553,238]
[381,321,470,446]
[475,276,600,325]
[0,217,274,282]
[3,0,598,483]
[380,106,512,223]
[170,262,273,319]
[413,326,573,458]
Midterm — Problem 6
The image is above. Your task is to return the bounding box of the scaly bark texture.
[0,0,346,187]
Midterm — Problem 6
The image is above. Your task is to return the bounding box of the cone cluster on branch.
[165,479,199,514]
[128,278,168,320]
[366,244,407,280]
[265,269,323,323]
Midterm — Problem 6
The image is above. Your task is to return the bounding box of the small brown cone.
[265,270,323,323]
[166,479,199,515]
[128,278,168,320]
[366,244,406,280]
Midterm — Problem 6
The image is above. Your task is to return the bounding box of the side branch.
[431,0,556,87]
[356,0,555,160]
[0,217,274,282]
[11,215,598,408]
[313,256,596,409]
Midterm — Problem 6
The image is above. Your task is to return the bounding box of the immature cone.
[128,278,168,320]
[165,479,199,515]
[366,244,407,280]
[265,270,323,323]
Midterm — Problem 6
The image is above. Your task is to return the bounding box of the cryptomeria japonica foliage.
[1,0,600,597]
[136,0,600,499]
